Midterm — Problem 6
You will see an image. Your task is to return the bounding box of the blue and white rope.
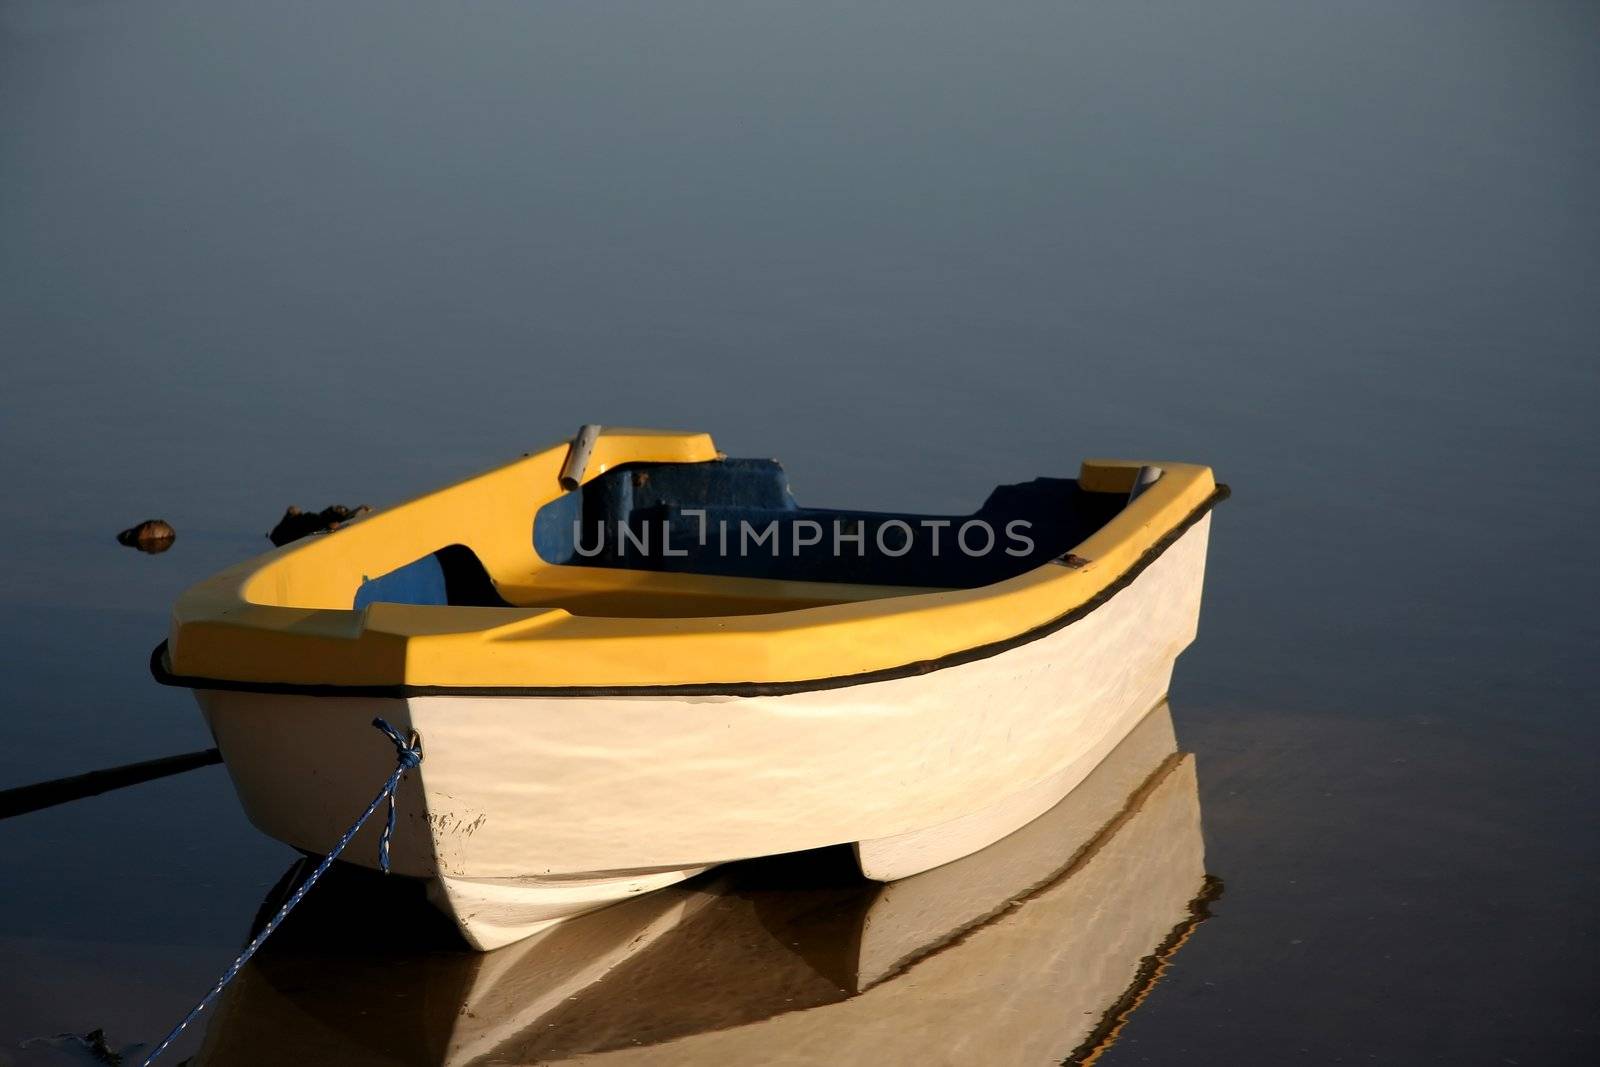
[139,717,422,1066]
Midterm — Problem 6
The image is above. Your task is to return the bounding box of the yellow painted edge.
[167,432,1216,689]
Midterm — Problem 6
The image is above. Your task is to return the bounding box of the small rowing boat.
[154,426,1225,949]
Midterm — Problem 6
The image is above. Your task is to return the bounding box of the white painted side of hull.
[851,659,1173,880]
[850,701,1181,989]
[196,514,1210,948]
[198,690,424,870]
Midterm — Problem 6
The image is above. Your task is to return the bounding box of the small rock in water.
[115,519,176,553]
[268,503,371,546]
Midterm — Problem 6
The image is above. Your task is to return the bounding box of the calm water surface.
[2,1,1597,1063]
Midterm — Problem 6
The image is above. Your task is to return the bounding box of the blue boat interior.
[355,458,1128,611]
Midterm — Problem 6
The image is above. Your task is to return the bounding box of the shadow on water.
[194,703,1215,1066]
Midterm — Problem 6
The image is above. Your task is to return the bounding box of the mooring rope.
[139,717,422,1066]
[0,747,222,820]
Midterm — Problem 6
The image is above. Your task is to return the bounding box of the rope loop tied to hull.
[371,716,423,873]
[139,717,423,1066]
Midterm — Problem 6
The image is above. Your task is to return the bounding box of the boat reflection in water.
[198,702,1217,1066]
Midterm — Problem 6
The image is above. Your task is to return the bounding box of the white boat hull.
[195,701,1208,1065]
[197,514,1210,950]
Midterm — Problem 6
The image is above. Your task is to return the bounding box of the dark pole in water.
[0,748,222,819]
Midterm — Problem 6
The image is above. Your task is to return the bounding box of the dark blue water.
[2,1,1596,1062]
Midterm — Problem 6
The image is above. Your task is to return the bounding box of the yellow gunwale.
[163,428,1219,692]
